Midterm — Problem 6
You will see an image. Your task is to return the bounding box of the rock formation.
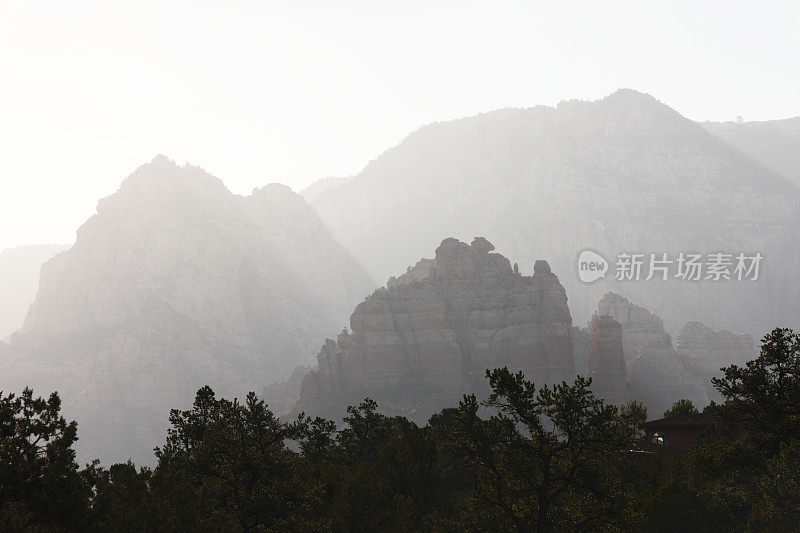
[0,244,68,340]
[571,326,591,377]
[675,321,755,402]
[587,315,628,405]
[597,292,671,367]
[595,293,709,415]
[0,155,375,464]
[305,89,800,337]
[261,365,310,417]
[386,258,436,289]
[298,237,576,421]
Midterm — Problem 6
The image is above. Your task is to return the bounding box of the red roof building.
[640,413,713,452]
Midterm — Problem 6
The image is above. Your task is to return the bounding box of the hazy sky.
[1,1,798,250]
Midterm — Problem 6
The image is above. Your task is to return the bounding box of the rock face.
[703,118,800,187]
[298,238,576,420]
[587,315,628,405]
[595,293,709,415]
[261,365,310,417]
[386,258,436,289]
[597,293,670,367]
[0,156,375,464]
[0,244,69,341]
[675,321,755,402]
[571,326,591,378]
[305,89,800,337]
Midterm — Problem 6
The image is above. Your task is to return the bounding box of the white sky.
[1,0,799,250]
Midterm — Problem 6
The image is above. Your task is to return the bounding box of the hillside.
[306,89,800,336]
[0,156,375,464]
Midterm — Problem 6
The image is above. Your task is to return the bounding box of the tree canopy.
[1,327,798,531]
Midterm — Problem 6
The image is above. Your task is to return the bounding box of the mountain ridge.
[305,89,800,337]
[2,156,376,464]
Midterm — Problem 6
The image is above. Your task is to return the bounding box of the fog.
[2,1,799,250]
[2,4,800,527]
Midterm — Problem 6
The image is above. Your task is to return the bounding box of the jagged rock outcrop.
[587,315,628,405]
[305,89,800,337]
[0,156,375,464]
[675,321,755,402]
[597,292,670,366]
[596,293,709,415]
[298,238,575,420]
[0,244,68,340]
[387,258,436,289]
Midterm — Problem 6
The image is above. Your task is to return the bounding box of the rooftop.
[640,413,713,429]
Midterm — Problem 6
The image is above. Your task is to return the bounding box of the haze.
[1,0,799,250]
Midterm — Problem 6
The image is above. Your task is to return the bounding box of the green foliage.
[748,439,800,530]
[0,388,93,531]
[640,479,730,532]
[663,398,699,418]
[151,385,310,531]
[677,327,800,528]
[90,462,155,531]
[620,400,648,440]
[713,327,800,453]
[4,327,800,530]
[451,369,629,531]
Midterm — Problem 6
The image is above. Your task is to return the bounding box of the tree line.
[2,328,799,531]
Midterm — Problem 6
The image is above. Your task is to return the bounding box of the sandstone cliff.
[587,315,628,405]
[0,244,68,340]
[596,293,709,415]
[298,238,575,421]
[0,156,375,464]
[675,321,755,402]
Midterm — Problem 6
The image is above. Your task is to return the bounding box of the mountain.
[703,118,800,186]
[0,156,375,464]
[305,89,800,337]
[297,237,575,421]
[587,292,755,415]
[0,244,68,340]
[595,292,709,415]
[674,320,755,403]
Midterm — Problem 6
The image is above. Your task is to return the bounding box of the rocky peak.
[6,158,375,464]
[431,237,516,284]
[596,292,667,364]
[298,238,575,421]
[103,155,228,208]
[305,89,800,342]
[533,260,552,274]
[595,292,709,414]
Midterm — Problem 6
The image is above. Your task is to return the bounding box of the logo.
[576,249,762,283]
[578,250,608,283]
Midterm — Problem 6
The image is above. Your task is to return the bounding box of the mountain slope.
[703,117,800,186]
[0,155,375,464]
[307,89,800,336]
[0,244,68,340]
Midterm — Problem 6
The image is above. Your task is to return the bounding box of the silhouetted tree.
[151,386,310,531]
[664,399,699,418]
[713,327,800,452]
[0,388,92,530]
[452,369,629,531]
